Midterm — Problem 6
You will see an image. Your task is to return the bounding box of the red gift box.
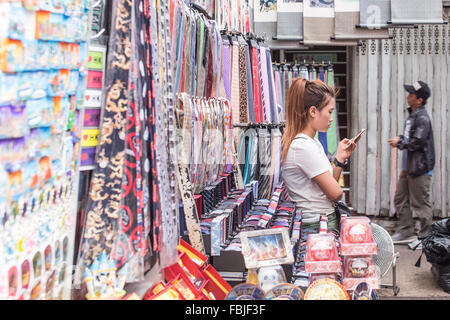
[342,256,379,291]
[305,234,342,274]
[201,264,232,300]
[340,217,378,256]
[163,252,209,300]
[177,238,208,268]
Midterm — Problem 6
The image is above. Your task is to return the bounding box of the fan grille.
[371,223,395,278]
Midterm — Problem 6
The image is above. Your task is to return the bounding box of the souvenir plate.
[225,283,265,300]
[263,283,304,300]
[304,279,350,300]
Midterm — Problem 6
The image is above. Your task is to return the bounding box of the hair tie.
[305,80,310,87]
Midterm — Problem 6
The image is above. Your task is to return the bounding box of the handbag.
[334,201,351,225]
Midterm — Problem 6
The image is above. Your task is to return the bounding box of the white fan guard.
[371,223,395,278]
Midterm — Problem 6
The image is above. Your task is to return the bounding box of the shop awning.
[276,0,303,41]
[334,0,391,40]
[390,0,444,24]
[359,0,391,28]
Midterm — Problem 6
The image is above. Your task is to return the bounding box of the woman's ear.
[309,106,317,118]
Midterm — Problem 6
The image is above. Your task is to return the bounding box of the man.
[388,81,435,245]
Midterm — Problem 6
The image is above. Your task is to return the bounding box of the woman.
[281,78,356,234]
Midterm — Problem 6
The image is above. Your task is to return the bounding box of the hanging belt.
[158,0,188,259]
[326,65,338,156]
[204,21,214,98]
[230,36,240,125]
[244,40,255,123]
[221,36,232,101]
[273,68,282,123]
[189,10,197,97]
[193,97,204,193]
[265,46,276,124]
[250,40,262,123]
[173,4,184,94]
[317,66,328,156]
[238,36,249,124]
[259,45,271,123]
[194,13,204,96]
[221,98,233,174]
[257,128,272,199]
[176,93,205,254]
[270,128,282,195]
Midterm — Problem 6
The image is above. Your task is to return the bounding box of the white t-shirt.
[282,133,334,223]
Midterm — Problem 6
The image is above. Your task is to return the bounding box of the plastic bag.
[420,218,450,265]
[431,263,450,293]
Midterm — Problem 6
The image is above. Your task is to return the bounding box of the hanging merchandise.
[190,0,214,18]
[302,0,358,46]
[334,0,391,40]
[276,0,303,41]
[80,45,106,169]
[177,94,233,195]
[215,0,251,34]
[324,65,339,158]
[272,62,339,158]
[75,0,133,285]
[118,0,153,281]
[237,125,283,198]
[153,0,182,270]
[390,0,444,24]
[0,0,89,300]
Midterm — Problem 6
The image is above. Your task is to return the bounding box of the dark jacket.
[397,106,435,177]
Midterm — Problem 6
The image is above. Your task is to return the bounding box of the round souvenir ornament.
[352,282,377,300]
[226,283,265,300]
[304,279,350,300]
[263,283,304,300]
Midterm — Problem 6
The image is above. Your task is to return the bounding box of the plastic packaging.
[340,216,378,256]
[305,233,341,274]
[342,256,379,291]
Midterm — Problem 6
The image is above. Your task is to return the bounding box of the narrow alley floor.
[372,218,450,299]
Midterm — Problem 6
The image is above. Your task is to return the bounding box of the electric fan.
[371,223,400,296]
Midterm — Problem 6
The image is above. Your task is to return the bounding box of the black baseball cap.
[404,81,431,101]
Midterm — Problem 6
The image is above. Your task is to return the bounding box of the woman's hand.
[336,138,356,162]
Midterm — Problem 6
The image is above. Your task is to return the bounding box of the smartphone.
[346,129,366,149]
[350,128,366,143]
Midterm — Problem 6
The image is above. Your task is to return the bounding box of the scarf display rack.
[218,30,280,125]
[236,124,284,200]
[272,62,339,158]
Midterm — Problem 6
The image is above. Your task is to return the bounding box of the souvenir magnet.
[86,70,102,89]
[83,89,102,107]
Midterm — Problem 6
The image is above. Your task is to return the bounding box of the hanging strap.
[176,93,205,254]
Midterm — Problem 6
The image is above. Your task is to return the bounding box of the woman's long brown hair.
[281,78,337,162]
